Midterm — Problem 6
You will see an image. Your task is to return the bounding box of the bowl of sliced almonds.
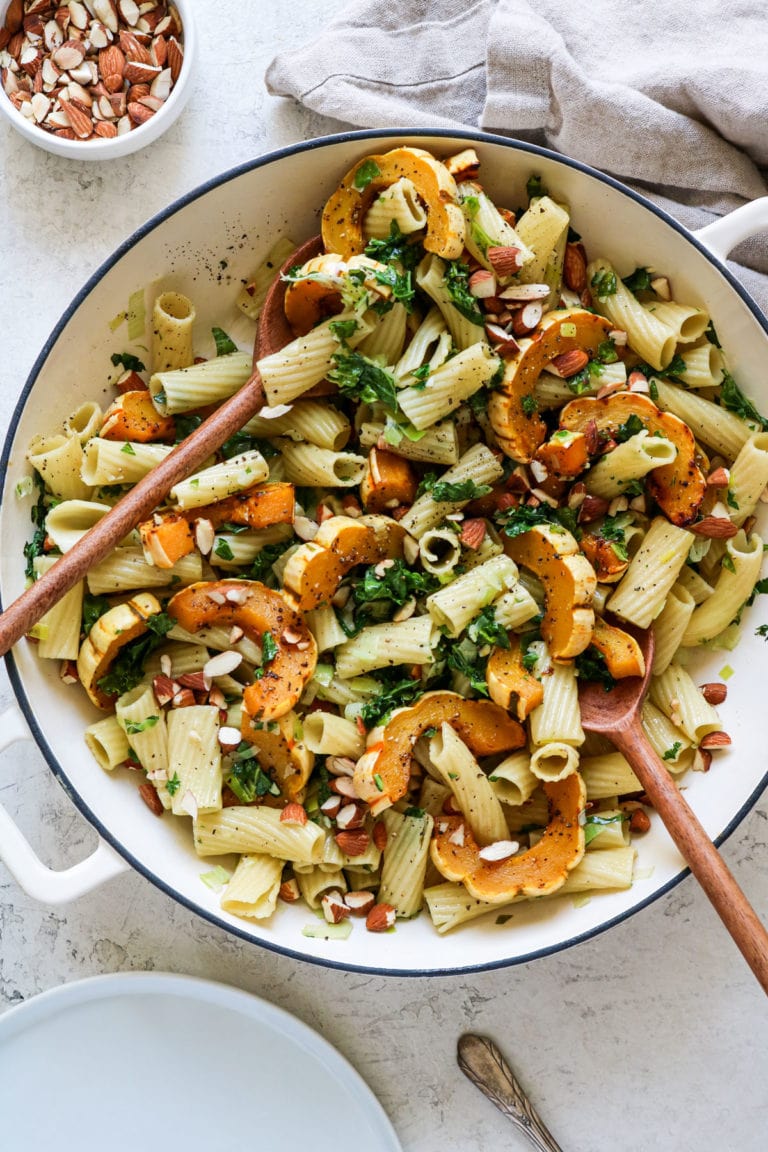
[0,0,194,158]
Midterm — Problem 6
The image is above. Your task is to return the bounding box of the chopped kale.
[590,268,617,297]
[719,373,768,431]
[404,806,426,819]
[360,671,424,728]
[598,515,629,561]
[166,772,181,797]
[467,605,510,649]
[110,351,145,373]
[526,174,548,201]
[432,478,492,503]
[174,413,203,443]
[329,318,359,342]
[614,412,645,443]
[253,631,279,680]
[328,350,398,413]
[495,502,581,541]
[622,267,653,294]
[370,263,415,313]
[229,744,280,802]
[354,159,381,191]
[23,473,48,581]
[521,394,538,418]
[705,321,721,348]
[575,647,615,691]
[662,741,682,762]
[220,430,278,459]
[445,638,489,696]
[214,538,235,562]
[249,542,291,583]
[82,594,111,635]
[665,353,687,379]
[443,260,485,326]
[596,338,619,364]
[364,221,424,272]
[96,611,175,698]
[584,812,626,844]
[212,327,237,355]
[124,716,159,735]
[354,560,437,608]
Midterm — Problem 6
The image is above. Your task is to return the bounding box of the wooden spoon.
[579,623,768,994]
[0,235,323,658]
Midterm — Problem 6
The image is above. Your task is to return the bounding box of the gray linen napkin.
[266,0,768,312]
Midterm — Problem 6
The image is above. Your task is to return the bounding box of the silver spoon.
[457,1034,564,1152]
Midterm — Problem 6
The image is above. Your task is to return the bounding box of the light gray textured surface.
[0,5,766,1151]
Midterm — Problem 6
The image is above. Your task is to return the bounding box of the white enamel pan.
[1,129,767,975]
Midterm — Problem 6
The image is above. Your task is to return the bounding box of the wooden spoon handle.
[613,720,768,994]
[457,1034,564,1152]
[0,372,265,658]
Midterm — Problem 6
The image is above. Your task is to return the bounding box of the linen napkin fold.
[266,0,768,312]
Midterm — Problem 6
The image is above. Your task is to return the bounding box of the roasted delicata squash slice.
[78,591,162,710]
[559,392,706,526]
[101,390,176,443]
[282,514,405,611]
[504,524,596,659]
[486,636,544,721]
[488,309,614,463]
[533,429,589,479]
[357,690,525,808]
[360,446,418,513]
[321,146,465,261]
[168,580,317,722]
[589,616,645,679]
[579,531,629,584]
[241,709,314,803]
[283,253,393,337]
[430,773,586,903]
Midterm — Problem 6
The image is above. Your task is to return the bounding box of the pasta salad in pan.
[20,145,768,938]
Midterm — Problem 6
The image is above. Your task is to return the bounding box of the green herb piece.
[622,267,653,294]
[526,174,548,201]
[431,478,492,503]
[174,413,203,443]
[411,363,431,390]
[212,327,237,356]
[521,645,539,674]
[649,379,659,402]
[446,639,489,697]
[495,502,581,541]
[166,771,181,797]
[22,474,49,581]
[364,221,423,272]
[373,773,384,792]
[199,865,231,892]
[495,914,514,925]
[599,515,629,562]
[662,741,682,761]
[614,412,645,443]
[371,263,415,313]
[110,351,145,373]
[220,430,277,460]
[584,812,626,844]
[96,611,175,698]
[249,541,290,583]
[82,594,111,635]
[354,560,437,609]
[444,260,485,326]
[330,318,359,342]
[596,338,619,364]
[468,388,489,416]
[521,394,538,418]
[467,606,510,649]
[153,389,166,406]
[666,353,686,379]
[591,268,617,297]
[575,647,615,692]
[722,553,736,574]
[124,715,159,735]
[719,373,768,430]
[329,350,398,413]
[354,159,381,191]
[228,745,280,802]
[253,631,279,680]
[214,538,235,562]
[360,671,425,729]
[705,321,721,348]
[120,442,136,456]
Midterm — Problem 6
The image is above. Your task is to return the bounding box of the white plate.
[0,973,402,1152]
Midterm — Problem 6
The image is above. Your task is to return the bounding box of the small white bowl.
[0,0,195,160]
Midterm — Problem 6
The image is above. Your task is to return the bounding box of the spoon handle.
[457,1034,564,1152]
[613,719,768,995]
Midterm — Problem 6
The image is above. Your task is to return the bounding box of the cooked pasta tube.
[418,776,452,818]
[607,517,694,628]
[84,715,131,773]
[503,789,550,833]
[640,699,694,772]
[28,433,91,501]
[194,806,325,863]
[529,741,580,783]
[358,301,408,364]
[334,616,438,679]
[400,443,504,538]
[64,401,102,444]
[220,854,284,920]
[649,665,721,744]
[296,867,347,909]
[257,312,374,406]
[304,606,347,653]
[152,291,196,373]
[210,525,293,570]
[242,400,351,451]
[489,751,539,806]
[529,659,584,748]
[143,642,210,681]
[642,300,709,345]
[167,623,261,666]
[429,723,509,845]
[514,195,569,307]
[398,341,500,429]
[150,351,252,414]
[378,808,434,918]
[726,434,768,527]
[302,712,365,759]
[237,236,297,321]
[653,379,757,460]
[359,420,459,465]
[651,583,696,674]
[426,554,519,636]
[584,431,677,499]
[115,685,169,806]
[32,556,83,660]
[416,253,487,350]
[167,705,222,817]
[580,752,642,799]
[86,548,202,596]
[80,438,172,486]
[364,177,428,239]
[681,530,763,645]
[585,807,630,850]
[675,566,714,605]
[395,307,447,378]
[170,451,269,508]
[458,183,533,273]
[279,441,366,487]
[493,585,541,630]
[588,258,676,369]
[45,500,115,553]
[671,342,724,388]
[535,361,627,408]
[418,528,462,576]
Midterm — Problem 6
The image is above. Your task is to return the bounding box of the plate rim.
[2,125,768,976]
[0,970,402,1151]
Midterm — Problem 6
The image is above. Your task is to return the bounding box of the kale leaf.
[212,327,237,355]
[328,350,398,413]
[719,373,768,431]
[354,560,437,608]
[622,267,653,294]
[96,612,175,698]
[444,260,485,326]
[111,351,145,373]
[574,647,615,692]
[467,605,510,649]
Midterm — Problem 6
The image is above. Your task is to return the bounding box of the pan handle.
[695,197,768,261]
[0,705,129,903]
